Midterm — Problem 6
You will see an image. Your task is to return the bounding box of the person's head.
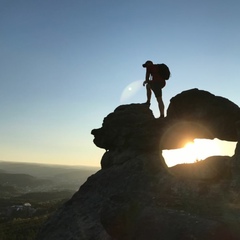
[142,60,153,68]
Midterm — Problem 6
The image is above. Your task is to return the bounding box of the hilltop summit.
[37,89,240,240]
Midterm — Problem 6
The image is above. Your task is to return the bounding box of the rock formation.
[37,89,240,240]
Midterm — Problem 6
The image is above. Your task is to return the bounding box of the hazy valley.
[0,161,99,240]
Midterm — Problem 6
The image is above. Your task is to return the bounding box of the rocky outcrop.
[169,156,232,180]
[167,89,240,141]
[37,89,240,240]
[93,89,240,155]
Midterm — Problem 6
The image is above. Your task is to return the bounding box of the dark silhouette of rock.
[37,89,240,240]
[92,89,240,153]
[167,88,240,141]
[92,104,156,152]
[169,156,231,180]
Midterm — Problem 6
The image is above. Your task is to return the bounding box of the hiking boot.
[142,101,151,107]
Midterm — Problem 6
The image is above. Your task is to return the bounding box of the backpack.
[157,63,171,80]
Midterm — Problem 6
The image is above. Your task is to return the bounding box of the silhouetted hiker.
[142,60,170,118]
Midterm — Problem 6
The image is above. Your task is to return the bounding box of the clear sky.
[1,0,239,167]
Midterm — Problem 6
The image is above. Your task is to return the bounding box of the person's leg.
[156,96,165,117]
[151,82,165,117]
[145,83,151,105]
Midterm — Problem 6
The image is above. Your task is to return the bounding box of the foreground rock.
[37,89,240,240]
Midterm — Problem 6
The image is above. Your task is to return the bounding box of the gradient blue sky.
[1,0,239,167]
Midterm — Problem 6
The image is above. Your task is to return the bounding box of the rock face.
[167,88,240,141]
[37,89,240,240]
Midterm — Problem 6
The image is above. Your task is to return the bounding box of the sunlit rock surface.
[37,89,240,240]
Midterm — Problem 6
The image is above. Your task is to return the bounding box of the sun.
[162,138,236,167]
[191,139,221,160]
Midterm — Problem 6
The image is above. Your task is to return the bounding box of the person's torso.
[148,65,164,82]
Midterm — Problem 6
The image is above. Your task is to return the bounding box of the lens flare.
[160,121,237,167]
[120,80,142,103]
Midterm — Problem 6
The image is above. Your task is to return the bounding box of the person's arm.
[143,69,150,86]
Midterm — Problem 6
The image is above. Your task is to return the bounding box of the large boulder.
[92,89,240,152]
[91,104,156,151]
[167,88,240,141]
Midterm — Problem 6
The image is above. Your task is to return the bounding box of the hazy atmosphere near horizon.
[1,0,239,167]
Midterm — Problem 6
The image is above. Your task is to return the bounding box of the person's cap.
[142,60,153,68]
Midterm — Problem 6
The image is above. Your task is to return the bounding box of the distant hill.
[52,169,97,182]
[0,184,19,197]
[17,190,75,202]
[0,161,99,179]
[0,161,99,193]
[0,172,52,188]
